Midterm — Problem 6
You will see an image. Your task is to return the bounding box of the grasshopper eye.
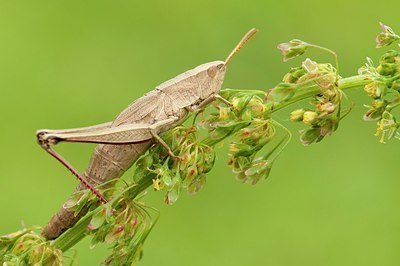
[207,65,218,78]
[217,64,224,69]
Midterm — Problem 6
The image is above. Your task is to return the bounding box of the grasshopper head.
[194,61,226,99]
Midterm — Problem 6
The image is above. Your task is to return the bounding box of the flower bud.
[379,50,399,64]
[290,109,306,122]
[302,111,318,125]
[377,63,397,76]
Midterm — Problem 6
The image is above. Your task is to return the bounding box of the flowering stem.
[45,74,373,260]
[271,74,371,113]
[337,74,371,90]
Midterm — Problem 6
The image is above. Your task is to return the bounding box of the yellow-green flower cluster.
[281,58,344,145]
[359,47,400,142]
[0,227,63,265]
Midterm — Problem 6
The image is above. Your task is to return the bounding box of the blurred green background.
[1,0,400,265]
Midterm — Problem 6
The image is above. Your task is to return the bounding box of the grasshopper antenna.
[225,28,258,66]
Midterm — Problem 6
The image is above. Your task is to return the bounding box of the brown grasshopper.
[37,28,258,239]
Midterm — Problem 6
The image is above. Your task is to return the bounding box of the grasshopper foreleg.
[187,93,232,112]
[189,93,232,124]
[213,94,233,107]
[149,117,182,160]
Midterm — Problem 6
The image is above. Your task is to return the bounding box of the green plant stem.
[48,73,372,255]
[338,74,371,90]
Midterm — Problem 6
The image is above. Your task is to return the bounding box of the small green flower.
[243,160,273,185]
[363,99,388,122]
[277,39,310,62]
[364,82,383,98]
[299,127,321,145]
[371,99,386,109]
[376,22,400,48]
[375,111,399,143]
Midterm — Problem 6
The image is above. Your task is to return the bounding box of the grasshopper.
[37,28,258,239]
